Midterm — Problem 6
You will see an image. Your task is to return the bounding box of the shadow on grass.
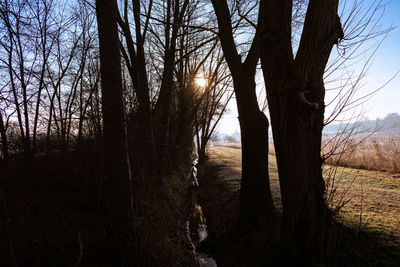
[197,161,400,266]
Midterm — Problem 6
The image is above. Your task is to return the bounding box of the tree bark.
[259,0,343,260]
[236,75,274,225]
[211,0,274,225]
[96,0,134,248]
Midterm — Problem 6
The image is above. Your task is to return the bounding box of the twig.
[357,182,364,232]
[75,232,83,266]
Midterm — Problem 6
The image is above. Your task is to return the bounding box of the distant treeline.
[216,113,400,142]
[323,113,400,134]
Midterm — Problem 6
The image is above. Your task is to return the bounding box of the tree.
[95,0,134,250]
[259,0,344,260]
[0,108,8,159]
[0,0,52,155]
[172,6,222,166]
[211,0,274,225]
[194,53,233,163]
[117,0,196,178]
[0,0,87,154]
[45,17,83,149]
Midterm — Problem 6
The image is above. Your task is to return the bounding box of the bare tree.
[0,0,75,154]
[193,49,234,163]
[0,0,33,155]
[117,0,193,177]
[259,0,343,260]
[211,0,275,225]
[45,29,80,148]
[96,0,134,249]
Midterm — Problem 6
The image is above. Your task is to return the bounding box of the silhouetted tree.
[194,53,233,163]
[259,0,343,261]
[0,0,54,155]
[211,0,274,225]
[96,0,134,250]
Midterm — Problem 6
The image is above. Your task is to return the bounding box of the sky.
[217,0,400,135]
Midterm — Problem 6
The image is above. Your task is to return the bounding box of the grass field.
[207,146,400,246]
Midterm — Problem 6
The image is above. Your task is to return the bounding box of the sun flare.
[195,77,207,88]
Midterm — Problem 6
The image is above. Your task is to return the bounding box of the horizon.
[216,112,400,139]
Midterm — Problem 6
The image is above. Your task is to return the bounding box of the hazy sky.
[218,0,400,135]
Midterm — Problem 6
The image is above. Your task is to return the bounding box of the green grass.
[207,146,400,246]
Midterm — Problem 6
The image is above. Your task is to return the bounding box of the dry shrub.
[212,141,241,149]
[268,141,275,155]
[323,162,357,216]
[323,133,400,173]
[323,132,400,217]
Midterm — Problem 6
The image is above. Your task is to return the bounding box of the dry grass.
[207,146,282,210]
[211,142,241,149]
[207,146,400,245]
[221,133,400,173]
[324,165,400,243]
[322,133,400,173]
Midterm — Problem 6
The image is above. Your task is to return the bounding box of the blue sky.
[364,0,400,118]
[218,0,400,135]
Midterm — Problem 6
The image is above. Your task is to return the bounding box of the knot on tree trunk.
[299,90,319,110]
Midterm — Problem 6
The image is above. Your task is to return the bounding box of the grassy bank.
[0,149,196,266]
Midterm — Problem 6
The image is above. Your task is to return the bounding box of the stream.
[187,160,217,267]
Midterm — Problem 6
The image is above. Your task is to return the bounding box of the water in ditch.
[187,160,217,267]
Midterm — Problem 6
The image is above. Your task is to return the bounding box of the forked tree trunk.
[211,0,275,225]
[259,0,343,261]
[96,0,134,248]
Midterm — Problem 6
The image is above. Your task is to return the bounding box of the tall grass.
[322,133,400,173]
[213,132,400,174]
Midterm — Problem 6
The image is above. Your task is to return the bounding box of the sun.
[195,77,207,88]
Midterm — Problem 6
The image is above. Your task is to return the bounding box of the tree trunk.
[235,75,274,225]
[259,0,343,261]
[266,80,328,260]
[0,111,8,160]
[211,0,274,225]
[96,0,134,249]
[46,90,56,148]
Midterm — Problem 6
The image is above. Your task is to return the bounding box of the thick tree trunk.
[235,76,274,225]
[266,80,328,260]
[259,0,343,261]
[96,0,134,248]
